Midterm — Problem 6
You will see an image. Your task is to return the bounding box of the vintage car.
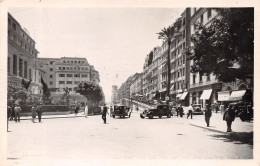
[111,105,131,118]
[140,104,172,119]
[192,104,204,115]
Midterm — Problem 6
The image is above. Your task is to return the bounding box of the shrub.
[21,105,70,113]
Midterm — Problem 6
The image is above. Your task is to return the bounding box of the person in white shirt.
[187,104,194,119]
[84,104,88,118]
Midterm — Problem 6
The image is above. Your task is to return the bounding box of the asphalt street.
[6,110,253,165]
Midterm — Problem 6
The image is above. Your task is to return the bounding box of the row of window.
[8,18,35,47]
[62,60,86,64]
[8,31,37,57]
[57,80,95,85]
[58,73,88,78]
[58,66,89,71]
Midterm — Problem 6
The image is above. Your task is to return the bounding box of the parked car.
[192,104,204,115]
[140,104,172,119]
[111,105,131,118]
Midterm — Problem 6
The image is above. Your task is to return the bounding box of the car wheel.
[148,114,153,119]
[140,114,144,119]
[113,115,115,118]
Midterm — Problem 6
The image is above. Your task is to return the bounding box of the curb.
[190,122,227,134]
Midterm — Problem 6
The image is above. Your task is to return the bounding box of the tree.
[61,87,71,106]
[21,79,31,91]
[75,81,104,106]
[186,8,254,83]
[157,18,182,99]
[41,77,51,104]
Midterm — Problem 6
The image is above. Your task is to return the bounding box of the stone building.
[8,13,45,101]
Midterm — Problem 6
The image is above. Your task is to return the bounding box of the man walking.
[204,104,212,127]
[223,104,236,132]
[37,104,43,122]
[14,104,21,122]
[179,105,184,118]
[102,104,109,124]
[187,104,193,119]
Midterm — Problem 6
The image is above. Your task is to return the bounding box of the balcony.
[190,79,218,88]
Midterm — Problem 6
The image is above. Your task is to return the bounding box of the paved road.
[6,110,253,165]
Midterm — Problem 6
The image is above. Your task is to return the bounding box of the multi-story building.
[188,8,220,108]
[38,57,100,93]
[142,47,160,100]
[38,57,100,105]
[189,8,254,109]
[130,73,143,97]
[111,85,119,105]
[168,8,191,106]
[8,13,45,101]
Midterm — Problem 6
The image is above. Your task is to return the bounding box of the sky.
[9,7,185,103]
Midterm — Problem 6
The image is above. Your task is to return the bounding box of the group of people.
[174,103,239,132]
[7,104,22,122]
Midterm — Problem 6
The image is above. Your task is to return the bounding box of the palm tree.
[157,19,182,101]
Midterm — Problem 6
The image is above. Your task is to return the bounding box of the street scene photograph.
[0,2,258,166]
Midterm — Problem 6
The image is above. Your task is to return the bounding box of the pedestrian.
[14,104,21,122]
[179,105,184,118]
[223,104,236,132]
[37,104,43,122]
[7,105,12,131]
[136,105,139,112]
[204,104,212,127]
[102,104,109,124]
[110,105,113,117]
[215,103,219,113]
[176,106,180,117]
[7,105,12,120]
[10,106,15,121]
[31,104,38,123]
[84,104,88,118]
[187,104,193,119]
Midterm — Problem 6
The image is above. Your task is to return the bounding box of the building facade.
[8,13,45,100]
[38,57,100,94]
[188,8,220,108]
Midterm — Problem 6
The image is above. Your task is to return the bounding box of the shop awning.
[200,89,212,100]
[170,85,174,91]
[180,92,188,100]
[176,93,183,98]
[229,90,246,101]
[218,91,230,101]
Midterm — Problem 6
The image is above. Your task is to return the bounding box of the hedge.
[21,105,70,113]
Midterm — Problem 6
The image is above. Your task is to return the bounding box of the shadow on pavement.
[210,132,253,147]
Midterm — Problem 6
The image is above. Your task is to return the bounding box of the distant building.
[38,57,101,105]
[8,13,45,101]
[111,85,119,105]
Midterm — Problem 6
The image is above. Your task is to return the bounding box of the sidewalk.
[19,111,87,120]
[189,112,253,134]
